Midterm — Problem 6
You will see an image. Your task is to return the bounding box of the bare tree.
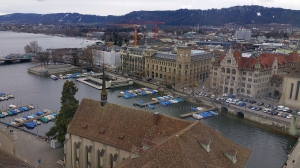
[208,77,224,96]
[80,47,94,70]
[24,41,42,54]
[35,51,50,65]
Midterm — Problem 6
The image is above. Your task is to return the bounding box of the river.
[0,31,297,168]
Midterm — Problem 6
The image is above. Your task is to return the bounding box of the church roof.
[0,148,34,168]
[117,121,251,168]
[68,98,252,167]
[68,98,191,151]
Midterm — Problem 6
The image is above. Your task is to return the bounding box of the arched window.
[232,69,236,74]
[227,68,230,74]
[222,67,225,72]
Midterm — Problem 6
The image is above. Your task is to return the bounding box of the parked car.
[251,106,257,110]
[277,105,285,111]
[223,93,228,97]
[238,102,247,107]
[239,98,244,101]
[287,110,292,113]
[283,107,290,112]
[257,102,264,106]
[282,114,288,118]
[248,105,253,109]
[250,100,257,104]
[286,114,292,119]
[263,108,271,113]
[271,111,279,115]
[278,112,283,116]
[272,107,277,111]
[226,98,232,103]
[265,104,271,108]
[244,99,248,102]
[256,107,262,111]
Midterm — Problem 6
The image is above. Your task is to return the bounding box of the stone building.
[210,49,300,98]
[279,62,300,109]
[64,100,252,168]
[120,47,146,78]
[144,47,212,86]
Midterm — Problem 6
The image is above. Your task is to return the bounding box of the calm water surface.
[0,32,297,168]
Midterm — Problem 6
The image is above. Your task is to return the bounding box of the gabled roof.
[117,122,251,168]
[68,98,191,151]
[68,98,252,167]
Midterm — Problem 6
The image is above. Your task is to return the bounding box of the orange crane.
[127,20,164,39]
[106,23,143,46]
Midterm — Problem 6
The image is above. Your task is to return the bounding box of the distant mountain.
[1,5,300,26]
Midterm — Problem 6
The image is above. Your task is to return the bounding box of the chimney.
[153,112,159,125]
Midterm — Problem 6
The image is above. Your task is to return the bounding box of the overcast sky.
[1,0,300,16]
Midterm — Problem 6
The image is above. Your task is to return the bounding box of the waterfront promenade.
[0,124,63,167]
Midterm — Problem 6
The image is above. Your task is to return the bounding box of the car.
[282,114,288,118]
[239,98,244,101]
[277,105,285,111]
[248,105,253,109]
[272,107,277,111]
[249,100,257,104]
[286,114,292,119]
[265,104,271,108]
[211,95,215,99]
[271,111,278,115]
[257,102,264,106]
[223,93,228,97]
[283,107,290,112]
[278,112,283,116]
[287,110,292,113]
[263,108,271,113]
[251,106,257,110]
[226,98,232,103]
[256,107,262,111]
[244,99,248,102]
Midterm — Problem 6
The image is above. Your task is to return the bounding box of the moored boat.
[50,75,58,80]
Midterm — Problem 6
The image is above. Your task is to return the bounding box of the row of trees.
[24,41,95,69]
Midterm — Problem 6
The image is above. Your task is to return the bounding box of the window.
[227,59,231,64]
[248,73,252,76]
[247,90,251,94]
[227,68,230,74]
[222,68,225,73]
[290,83,294,99]
[241,83,245,87]
[241,88,245,92]
[214,67,218,70]
[248,78,252,82]
[232,77,235,80]
[179,64,181,69]
[242,77,246,81]
[232,69,236,74]
[247,84,251,88]
[243,72,246,75]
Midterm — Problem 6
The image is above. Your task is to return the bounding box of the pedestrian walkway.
[0,124,63,168]
[284,139,300,168]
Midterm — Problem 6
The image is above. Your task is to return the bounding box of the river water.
[0,31,297,168]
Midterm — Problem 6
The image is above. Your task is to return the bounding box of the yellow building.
[144,46,212,87]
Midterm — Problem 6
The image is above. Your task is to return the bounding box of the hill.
[0,5,300,26]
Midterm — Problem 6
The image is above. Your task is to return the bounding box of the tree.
[35,51,50,65]
[24,41,42,54]
[80,47,94,69]
[46,80,79,143]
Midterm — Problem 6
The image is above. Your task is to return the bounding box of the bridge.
[0,57,32,63]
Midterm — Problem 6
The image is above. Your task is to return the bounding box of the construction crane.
[127,20,164,39]
[106,23,143,46]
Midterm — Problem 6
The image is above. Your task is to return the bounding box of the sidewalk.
[0,124,63,168]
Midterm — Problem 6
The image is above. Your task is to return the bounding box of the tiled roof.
[117,122,251,168]
[68,98,191,151]
[0,148,34,168]
[191,52,212,61]
[212,50,300,71]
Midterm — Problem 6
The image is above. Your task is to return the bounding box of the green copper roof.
[211,57,215,62]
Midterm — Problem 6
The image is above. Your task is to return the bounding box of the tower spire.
[100,53,108,106]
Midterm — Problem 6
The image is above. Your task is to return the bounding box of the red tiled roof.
[117,122,251,168]
[68,98,191,151]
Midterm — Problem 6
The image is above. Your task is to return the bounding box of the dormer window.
[82,124,88,130]
[99,128,106,135]
[118,133,125,141]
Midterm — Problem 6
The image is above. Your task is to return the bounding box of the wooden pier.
[12,112,54,127]
[180,108,217,118]
[133,97,181,107]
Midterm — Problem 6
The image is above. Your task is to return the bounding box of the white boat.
[50,75,58,80]
[28,105,34,109]
[27,116,34,119]
[15,118,24,123]
[14,109,20,113]
[2,112,8,116]
[11,122,17,125]
[9,104,16,108]
[43,109,51,113]
[33,120,41,125]
[192,114,203,120]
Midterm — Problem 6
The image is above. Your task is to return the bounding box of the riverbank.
[28,64,81,76]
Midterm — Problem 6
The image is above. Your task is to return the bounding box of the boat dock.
[133,96,181,107]
[76,77,103,90]
[180,108,217,118]
[12,112,53,127]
